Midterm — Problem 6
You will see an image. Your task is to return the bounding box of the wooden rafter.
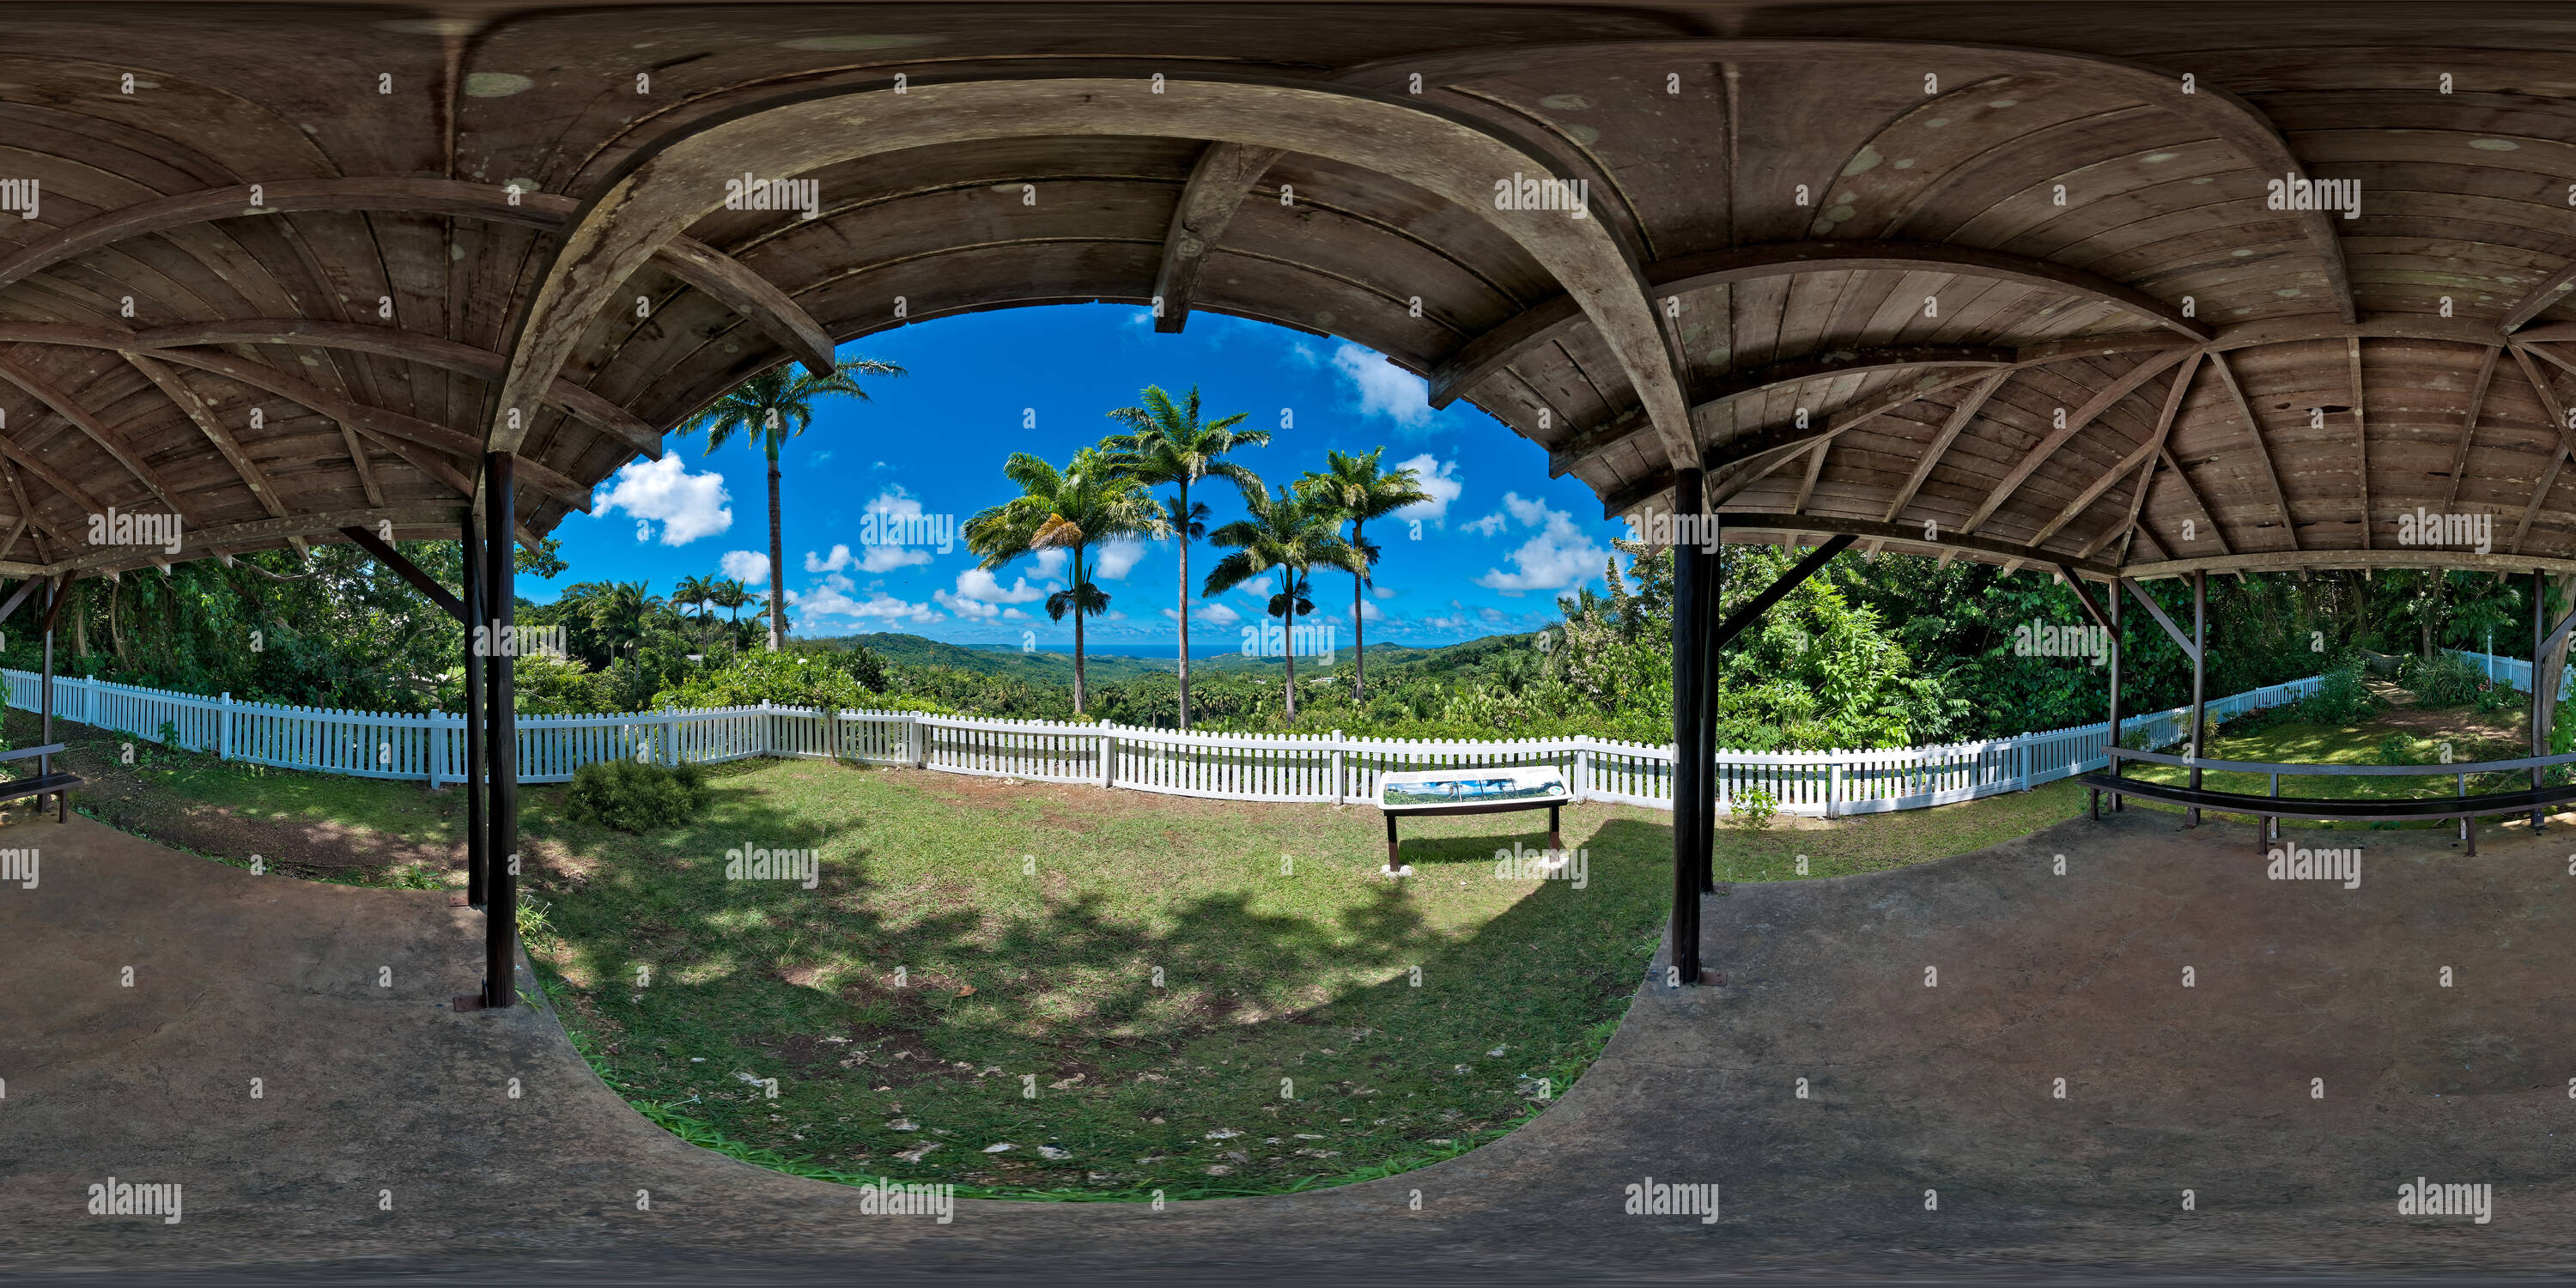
[2440,346,2500,513]
[2205,349,2300,551]
[2044,352,2202,551]
[1882,369,2011,524]
[1959,349,2187,536]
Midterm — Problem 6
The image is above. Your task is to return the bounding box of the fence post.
[1572,737,1591,804]
[430,711,446,788]
[219,693,234,761]
[1099,722,1115,788]
[1331,730,1347,804]
[1826,758,1842,817]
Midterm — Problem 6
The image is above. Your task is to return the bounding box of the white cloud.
[1372,584,1395,598]
[592,454,732,545]
[955,568,1046,604]
[720,550,770,586]
[1094,537,1147,580]
[809,540,933,574]
[1466,511,1509,538]
[935,590,1000,620]
[1331,343,1433,429]
[1034,549,1067,578]
[1358,598,1385,623]
[937,567,1050,621]
[1002,607,1032,620]
[1230,574,1274,602]
[798,586,936,624]
[1197,601,1242,626]
[1393,455,1461,526]
[1474,495,1608,594]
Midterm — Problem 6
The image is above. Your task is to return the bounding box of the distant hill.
[809,633,1516,682]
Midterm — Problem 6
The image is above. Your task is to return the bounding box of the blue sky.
[539,303,1631,650]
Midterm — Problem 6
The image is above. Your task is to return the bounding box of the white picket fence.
[2445,647,2572,701]
[0,668,2326,816]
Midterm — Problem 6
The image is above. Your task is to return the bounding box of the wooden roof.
[9,3,2576,580]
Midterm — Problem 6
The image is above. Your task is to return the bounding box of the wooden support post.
[483,454,519,1009]
[462,514,488,908]
[2535,568,2549,832]
[2189,570,2207,826]
[1668,470,1706,987]
[2107,571,2123,811]
[1696,507,1721,892]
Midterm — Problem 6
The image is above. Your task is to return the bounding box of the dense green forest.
[5,532,2551,751]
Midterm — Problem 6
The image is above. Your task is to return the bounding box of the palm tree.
[588,580,665,660]
[1203,481,1364,726]
[964,447,1166,714]
[1297,447,1430,706]
[709,578,753,657]
[677,356,905,650]
[673,573,718,656]
[1103,385,1267,729]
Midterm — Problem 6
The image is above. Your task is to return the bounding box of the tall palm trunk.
[1072,547,1088,715]
[1176,478,1191,730]
[1282,575,1298,726]
[765,444,786,651]
[1351,518,1366,704]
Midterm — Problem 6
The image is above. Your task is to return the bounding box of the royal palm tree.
[1103,385,1267,728]
[673,573,719,655]
[964,447,1166,715]
[1297,447,1430,706]
[588,580,665,660]
[709,578,753,657]
[1203,481,1364,726]
[677,356,905,650]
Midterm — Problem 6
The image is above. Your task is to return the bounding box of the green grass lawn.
[7,708,2094,1199]
[2117,695,2531,831]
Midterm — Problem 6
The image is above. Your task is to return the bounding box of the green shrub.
[2397,651,2484,708]
[2293,665,2379,726]
[2376,732,2410,766]
[564,759,708,833]
[1728,785,1778,829]
[654,647,886,712]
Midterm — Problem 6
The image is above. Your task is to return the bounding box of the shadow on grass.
[530,773,1672,1201]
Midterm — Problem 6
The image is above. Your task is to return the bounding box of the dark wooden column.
[1668,471,1705,987]
[1695,501,1721,893]
[462,514,489,908]
[2188,569,2207,826]
[2535,568,2548,831]
[483,454,519,1008]
[2108,574,2123,810]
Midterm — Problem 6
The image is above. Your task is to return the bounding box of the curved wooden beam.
[40,505,470,577]
[490,72,1695,470]
[1548,344,2014,477]
[1702,511,2122,580]
[1151,143,1284,334]
[1342,36,2353,325]
[123,352,288,520]
[0,179,833,380]
[0,355,190,517]
[1436,239,2212,410]
[2124,549,2576,581]
[0,319,658,459]
[138,348,593,513]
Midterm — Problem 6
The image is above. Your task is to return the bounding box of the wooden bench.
[2081,770,2576,856]
[1377,767,1569,867]
[0,743,80,823]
